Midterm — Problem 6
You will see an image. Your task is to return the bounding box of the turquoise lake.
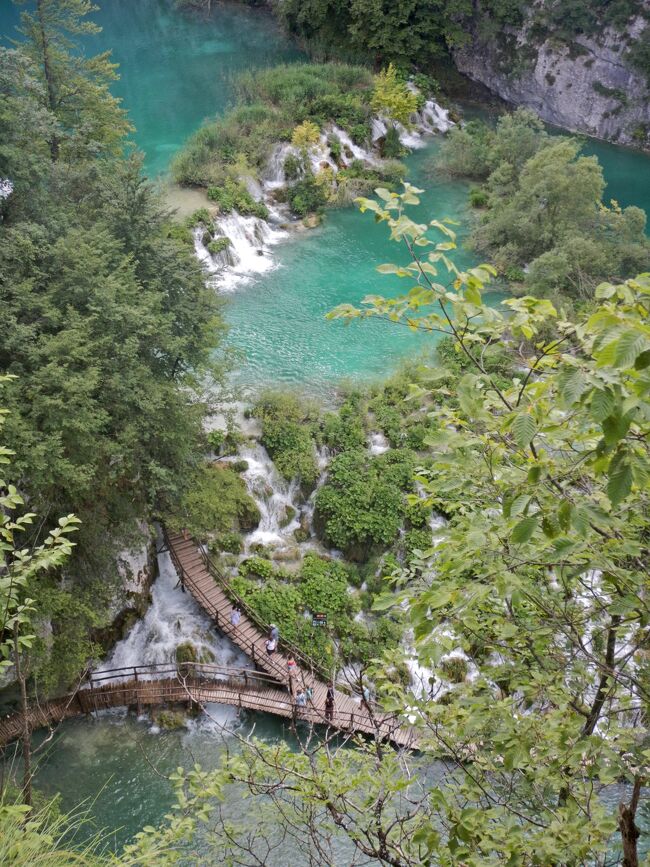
[3,0,650,395]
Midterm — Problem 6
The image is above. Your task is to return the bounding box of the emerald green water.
[3,0,650,394]
[2,0,650,851]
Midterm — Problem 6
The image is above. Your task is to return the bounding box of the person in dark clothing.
[325,684,335,721]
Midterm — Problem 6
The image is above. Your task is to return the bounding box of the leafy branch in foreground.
[0,375,80,807]
[179,187,650,866]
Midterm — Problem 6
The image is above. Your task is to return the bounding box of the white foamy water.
[239,443,301,552]
[194,211,287,292]
[94,543,249,679]
[368,431,390,455]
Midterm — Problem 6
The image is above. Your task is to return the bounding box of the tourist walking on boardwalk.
[269,623,279,643]
[305,685,314,703]
[325,683,335,721]
[230,606,241,630]
[265,637,277,655]
[295,689,307,707]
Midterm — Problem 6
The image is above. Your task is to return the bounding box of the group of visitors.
[228,611,361,724]
[294,685,314,707]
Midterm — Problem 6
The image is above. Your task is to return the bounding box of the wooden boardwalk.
[164,530,414,747]
[0,531,416,749]
[0,663,413,748]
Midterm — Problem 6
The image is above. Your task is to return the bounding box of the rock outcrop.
[454,5,650,149]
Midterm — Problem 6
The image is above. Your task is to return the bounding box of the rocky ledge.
[454,7,650,150]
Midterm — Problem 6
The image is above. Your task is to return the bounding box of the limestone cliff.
[453,3,650,149]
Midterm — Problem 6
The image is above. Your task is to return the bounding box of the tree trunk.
[13,634,32,808]
[36,0,59,160]
[618,777,642,867]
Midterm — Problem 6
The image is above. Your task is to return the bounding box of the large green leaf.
[511,515,538,544]
[512,413,536,449]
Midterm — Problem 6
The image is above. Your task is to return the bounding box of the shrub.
[207,429,225,452]
[187,207,213,226]
[215,531,242,554]
[254,391,319,485]
[207,178,269,219]
[167,463,260,539]
[292,119,321,149]
[314,449,414,559]
[371,64,418,126]
[381,124,404,159]
[469,187,489,208]
[349,123,370,146]
[327,133,342,162]
[207,236,231,255]
[283,153,303,180]
[155,710,187,730]
[286,172,329,216]
[403,528,432,563]
[239,556,275,581]
[440,655,468,684]
[321,394,366,453]
[175,641,198,664]
[300,553,357,617]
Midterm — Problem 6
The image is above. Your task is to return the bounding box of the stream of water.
[2,0,649,854]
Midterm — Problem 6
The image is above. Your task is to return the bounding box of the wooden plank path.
[164,530,415,747]
[0,670,410,747]
[0,531,416,749]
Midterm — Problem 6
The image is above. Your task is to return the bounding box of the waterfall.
[330,125,378,166]
[263,142,300,189]
[309,134,339,175]
[92,540,250,732]
[368,432,390,455]
[418,99,454,134]
[238,443,301,553]
[195,211,287,293]
[371,116,388,143]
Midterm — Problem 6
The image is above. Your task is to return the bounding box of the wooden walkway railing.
[162,529,409,738]
[0,662,416,749]
[0,531,416,749]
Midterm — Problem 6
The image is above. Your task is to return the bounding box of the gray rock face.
[454,7,650,149]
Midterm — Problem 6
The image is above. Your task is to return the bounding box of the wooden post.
[134,668,142,718]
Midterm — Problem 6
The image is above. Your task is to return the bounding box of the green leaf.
[602,412,631,446]
[590,389,616,422]
[512,413,536,449]
[614,330,647,368]
[511,516,538,544]
[607,452,632,505]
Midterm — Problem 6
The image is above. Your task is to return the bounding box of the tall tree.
[14,0,130,160]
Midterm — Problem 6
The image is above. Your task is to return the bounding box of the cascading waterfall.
[194,212,287,292]
[93,542,250,732]
[368,431,390,455]
[197,96,453,295]
[238,442,302,553]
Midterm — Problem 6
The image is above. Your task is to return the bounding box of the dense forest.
[1,0,649,864]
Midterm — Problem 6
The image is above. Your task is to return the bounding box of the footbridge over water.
[0,529,416,749]
[0,661,412,748]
